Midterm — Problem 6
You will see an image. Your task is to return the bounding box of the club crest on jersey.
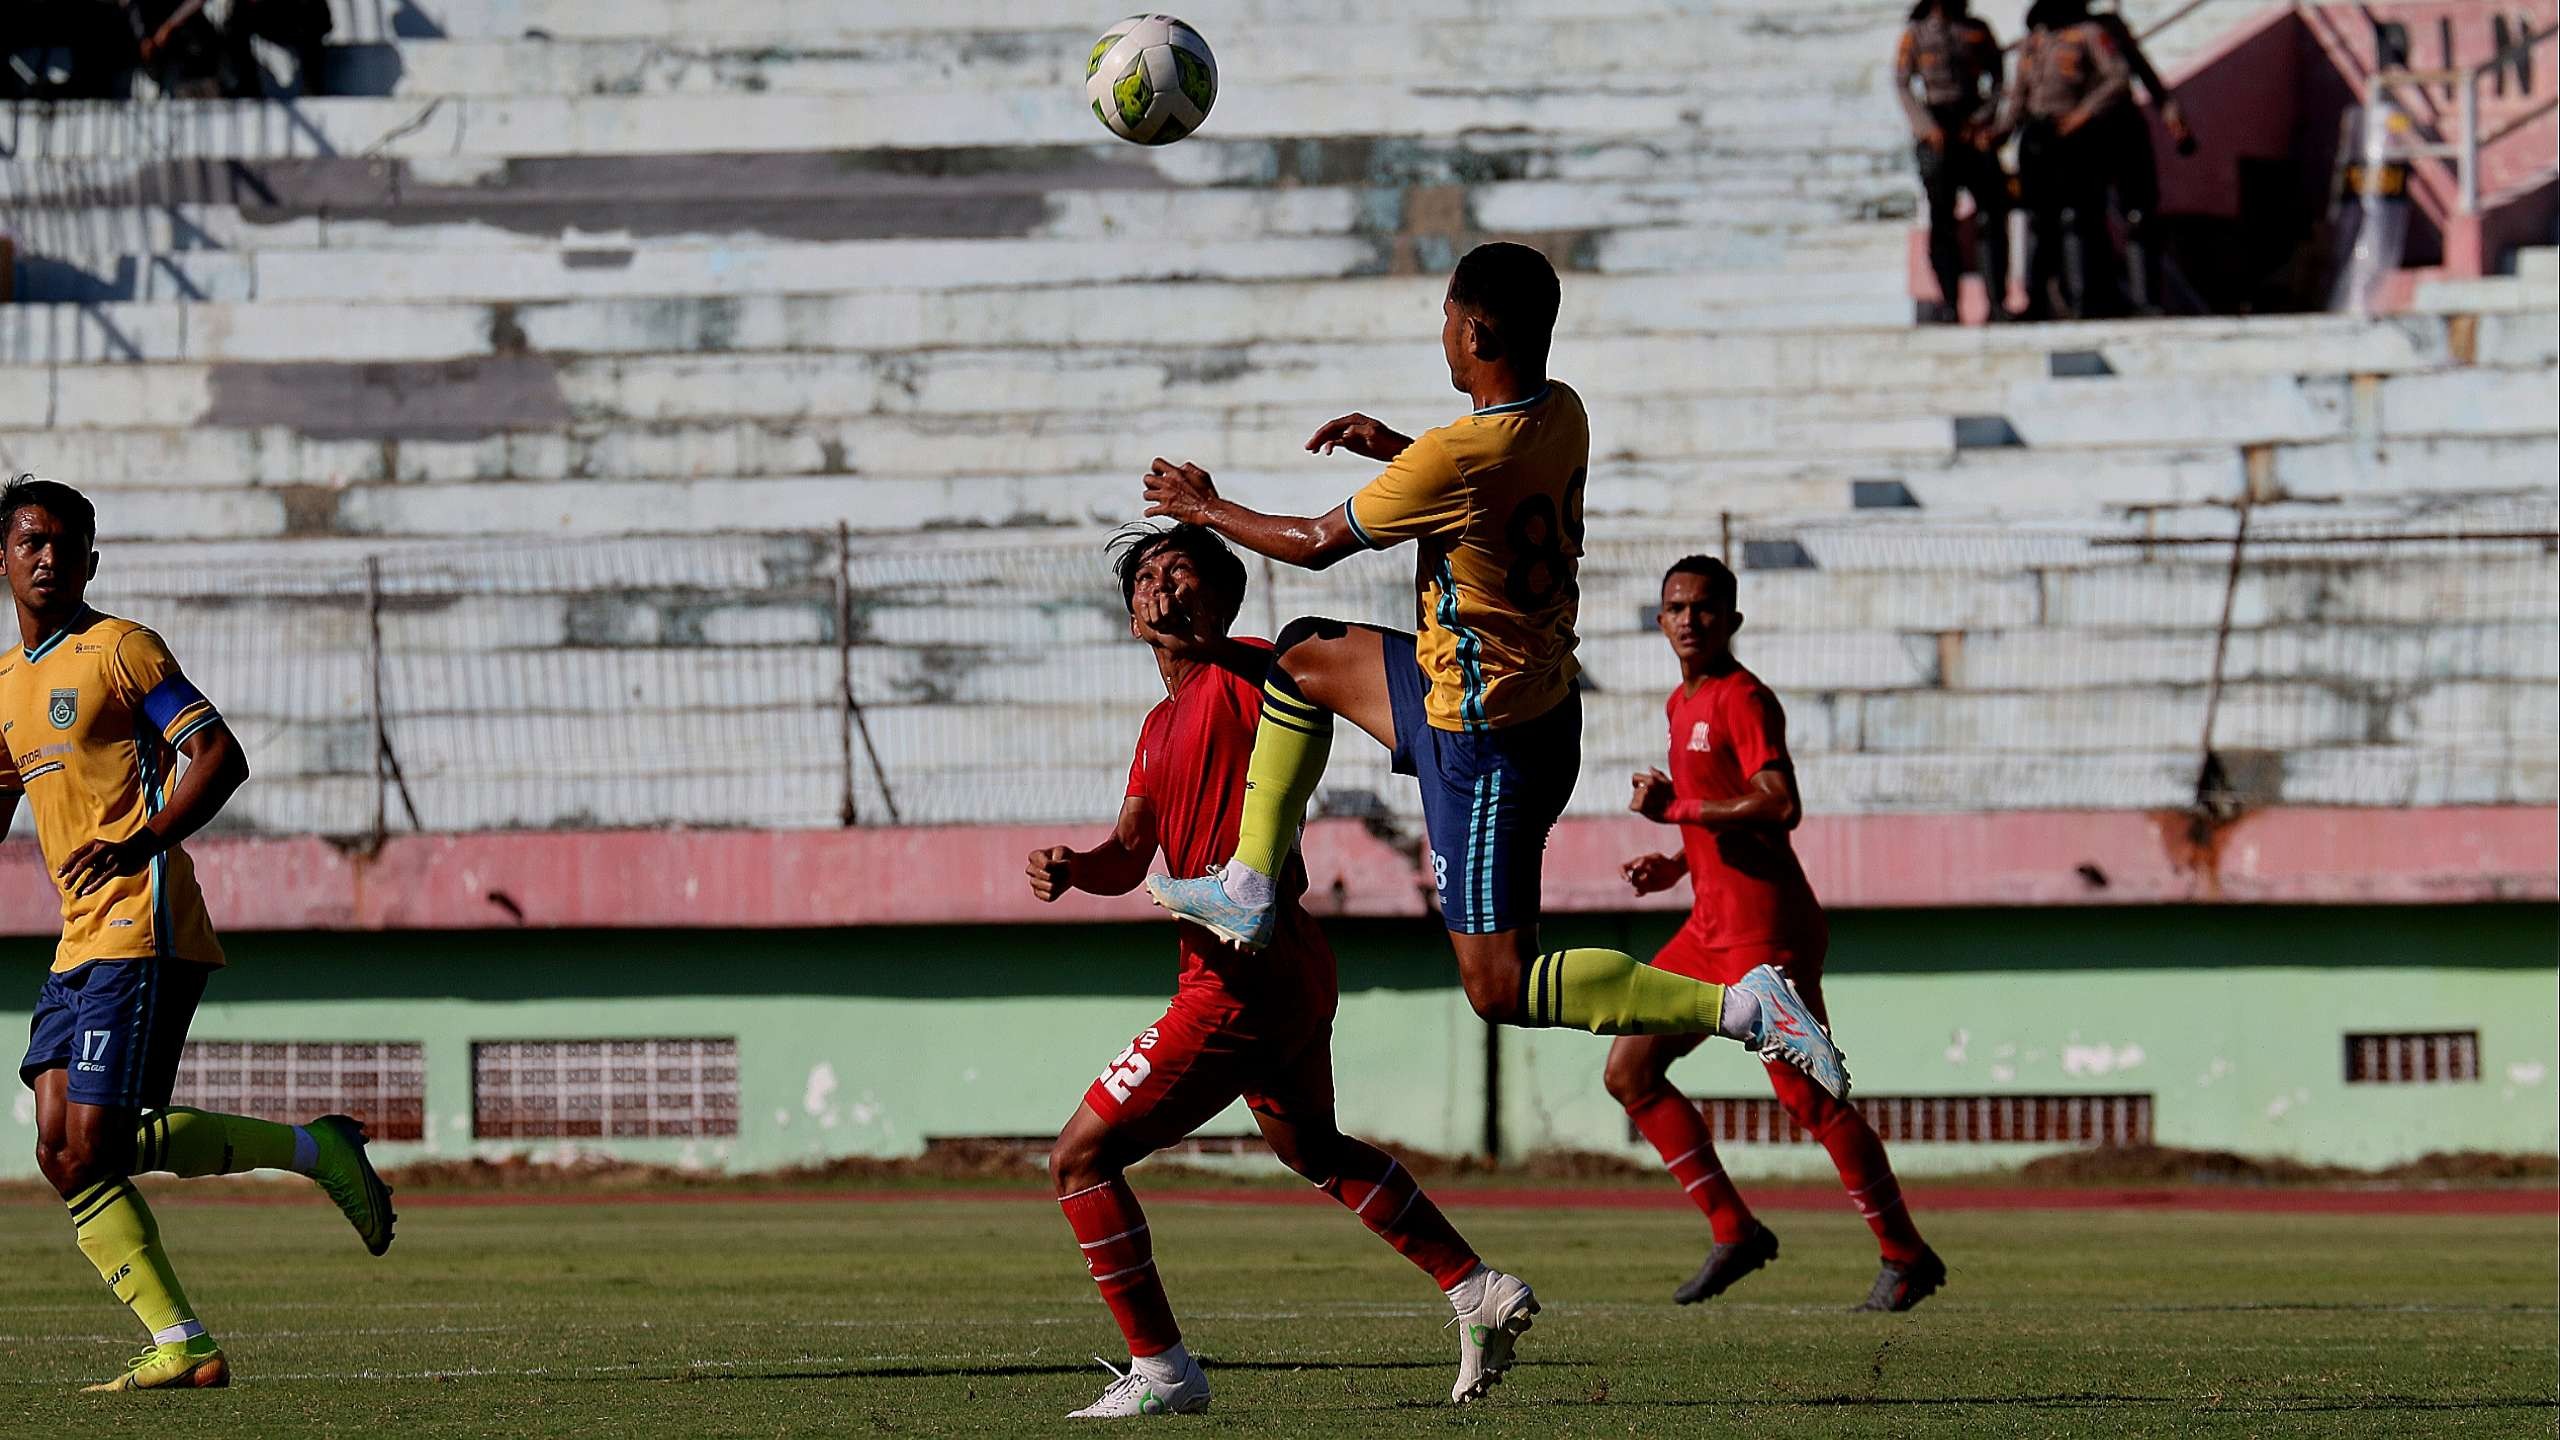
[1686,720,1711,752]
[47,689,78,730]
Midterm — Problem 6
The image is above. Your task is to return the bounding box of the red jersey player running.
[1032,524,1537,1418]
[1606,556,1948,1311]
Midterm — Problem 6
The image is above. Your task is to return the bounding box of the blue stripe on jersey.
[1436,553,1490,731]
[1470,386,1551,418]
[1340,499,1382,551]
[22,606,90,664]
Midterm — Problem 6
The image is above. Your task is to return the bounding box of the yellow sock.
[67,1179,204,1343]
[1521,949,1725,1035]
[1232,679,1333,879]
[138,1107,308,1178]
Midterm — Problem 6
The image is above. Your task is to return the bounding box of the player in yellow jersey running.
[1139,244,1847,1097]
[0,477,395,1393]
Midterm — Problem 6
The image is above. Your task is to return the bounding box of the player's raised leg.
[1605,1034,1780,1304]
[136,1106,396,1255]
[1247,1031,1535,1404]
[1144,619,1395,950]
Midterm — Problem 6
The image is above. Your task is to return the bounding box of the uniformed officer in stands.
[1896,0,2013,324]
[2088,1,2200,315]
[2002,0,2134,319]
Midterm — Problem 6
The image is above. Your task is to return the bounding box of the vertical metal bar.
[1719,510,1734,567]
[2193,501,2252,804]
[2460,69,2481,215]
[364,555,387,848]
[835,522,857,826]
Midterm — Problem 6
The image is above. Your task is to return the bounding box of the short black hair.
[1109,522,1248,619]
[1662,554,1737,610]
[1,475,95,553]
[1447,242,1560,370]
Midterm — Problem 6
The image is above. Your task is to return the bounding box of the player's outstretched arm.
[58,721,248,898]
[1142,459,1364,573]
[1027,797,1161,902]
[1304,412,1412,462]
[1629,767,1801,833]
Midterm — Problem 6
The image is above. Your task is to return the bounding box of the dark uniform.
[1896,3,2010,322]
[2004,1,2132,319]
[2088,7,2195,313]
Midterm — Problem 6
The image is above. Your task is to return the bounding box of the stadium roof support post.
[364,553,420,848]
[2191,498,2252,818]
[834,522,900,826]
[835,522,857,827]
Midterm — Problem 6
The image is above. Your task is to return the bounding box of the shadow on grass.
[674,1357,1510,1383]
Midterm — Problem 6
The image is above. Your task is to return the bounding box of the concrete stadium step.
[8,163,1913,259]
[319,0,1917,43]
[7,217,1911,303]
[0,287,2484,370]
[6,427,2548,543]
[342,23,1899,98]
[0,266,1925,365]
[4,91,1913,165]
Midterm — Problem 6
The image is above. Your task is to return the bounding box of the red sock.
[1626,1089,1755,1244]
[1060,1178,1181,1357]
[1770,1063,1927,1265]
[1317,1138,1481,1289]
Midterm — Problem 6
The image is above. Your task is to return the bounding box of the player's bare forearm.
[1067,839,1152,897]
[1201,498,1360,572]
[145,723,247,852]
[1031,797,1157,900]
[1668,772,1801,833]
[1142,459,1363,572]
[59,723,246,898]
[0,791,17,842]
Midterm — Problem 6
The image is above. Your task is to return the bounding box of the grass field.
[0,1190,2550,1437]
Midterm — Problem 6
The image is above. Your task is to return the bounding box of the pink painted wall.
[0,808,2544,935]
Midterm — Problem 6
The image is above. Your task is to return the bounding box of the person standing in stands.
[2002,0,2133,319]
[1895,0,2012,324]
[2088,1,2200,315]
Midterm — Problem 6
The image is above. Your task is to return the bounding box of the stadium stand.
[0,0,2551,839]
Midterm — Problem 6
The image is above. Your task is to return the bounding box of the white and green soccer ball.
[1085,14,1217,145]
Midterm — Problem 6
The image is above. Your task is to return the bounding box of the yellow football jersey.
[0,608,225,973]
[1343,382,1587,732]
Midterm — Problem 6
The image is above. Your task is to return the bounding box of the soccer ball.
[1085,14,1217,146]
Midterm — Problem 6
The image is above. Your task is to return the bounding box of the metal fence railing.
[81,505,2559,841]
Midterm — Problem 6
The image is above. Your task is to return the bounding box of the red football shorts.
[1649,917,1833,1029]
[1081,988,1335,1151]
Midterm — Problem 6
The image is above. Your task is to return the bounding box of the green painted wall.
[0,906,2550,1179]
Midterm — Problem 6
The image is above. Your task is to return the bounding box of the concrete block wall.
[2,0,2552,833]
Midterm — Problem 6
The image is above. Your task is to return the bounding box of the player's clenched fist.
[1304,413,1412,462]
[1629,767,1676,822]
[1621,852,1684,896]
[1027,845,1077,902]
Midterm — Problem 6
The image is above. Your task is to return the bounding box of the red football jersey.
[1126,639,1336,1015]
[1665,666,1826,950]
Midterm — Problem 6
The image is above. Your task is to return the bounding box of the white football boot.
[1448,1267,1539,1403]
[1068,1351,1211,1418]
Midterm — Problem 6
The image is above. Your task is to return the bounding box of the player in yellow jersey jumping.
[1140,244,1848,1097]
[0,477,395,1392]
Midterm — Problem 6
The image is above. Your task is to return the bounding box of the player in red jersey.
[1605,556,1947,1312]
[1032,524,1538,1418]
